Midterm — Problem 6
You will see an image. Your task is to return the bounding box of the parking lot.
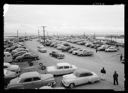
[22,39,124,90]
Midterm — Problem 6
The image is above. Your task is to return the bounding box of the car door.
[56,66,64,75]
[32,77,45,88]
[21,77,34,89]
[77,73,90,85]
[63,66,72,74]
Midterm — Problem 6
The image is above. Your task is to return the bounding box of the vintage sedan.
[97,45,110,51]
[4,63,20,72]
[15,53,39,62]
[37,45,45,49]
[7,71,56,89]
[72,49,82,55]
[4,69,19,87]
[49,51,65,59]
[46,62,77,76]
[68,47,79,53]
[77,49,93,56]
[61,69,100,88]
[38,48,47,53]
[105,46,118,52]
[12,51,27,59]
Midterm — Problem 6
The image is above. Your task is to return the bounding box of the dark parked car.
[6,71,56,89]
[49,51,65,59]
[12,51,27,59]
[15,53,39,62]
[61,46,72,52]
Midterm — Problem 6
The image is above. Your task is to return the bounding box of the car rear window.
[80,73,93,77]
[33,77,40,81]
[23,78,33,83]
[7,55,10,57]
[58,66,63,69]
[64,66,69,69]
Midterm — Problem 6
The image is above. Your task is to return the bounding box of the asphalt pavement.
[23,39,124,91]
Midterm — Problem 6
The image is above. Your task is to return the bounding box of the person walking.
[120,54,123,61]
[96,48,98,53]
[100,67,106,80]
[113,71,119,85]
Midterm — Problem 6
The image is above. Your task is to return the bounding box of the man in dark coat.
[101,67,106,80]
[96,48,98,53]
[120,54,123,61]
[113,71,119,85]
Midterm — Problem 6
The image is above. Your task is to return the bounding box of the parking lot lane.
[23,39,124,90]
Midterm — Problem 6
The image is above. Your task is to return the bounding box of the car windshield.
[74,72,80,77]
[57,66,63,69]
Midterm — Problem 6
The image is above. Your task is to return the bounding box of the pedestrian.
[120,54,123,61]
[113,71,119,85]
[100,67,106,80]
[96,48,97,53]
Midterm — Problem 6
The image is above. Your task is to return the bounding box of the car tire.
[69,83,75,89]
[48,81,56,87]
[41,66,46,70]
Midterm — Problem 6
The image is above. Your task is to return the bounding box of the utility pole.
[17,30,19,39]
[47,31,48,38]
[94,33,96,39]
[38,28,40,40]
[25,32,26,37]
[41,26,46,45]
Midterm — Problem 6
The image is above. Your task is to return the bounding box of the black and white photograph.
[3,4,124,91]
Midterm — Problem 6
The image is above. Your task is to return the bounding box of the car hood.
[63,74,76,79]
[47,66,56,72]
[9,65,19,69]
[8,77,19,85]
[40,74,54,80]
[4,70,17,78]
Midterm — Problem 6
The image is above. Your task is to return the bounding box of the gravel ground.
[22,39,124,91]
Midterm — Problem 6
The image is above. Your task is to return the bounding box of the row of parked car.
[66,38,119,52]
[4,41,40,63]
[4,39,41,88]
[5,62,101,89]
[39,39,94,57]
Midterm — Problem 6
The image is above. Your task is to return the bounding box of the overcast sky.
[4,5,124,36]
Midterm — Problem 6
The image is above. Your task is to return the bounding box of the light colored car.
[37,45,45,49]
[105,46,118,52]
[57,45,65,50]
[4,62,20,72]
[77,49,94,56]
[4,69,19,79]
[12,48,29,55]
[7,71,56,89]
[4,69,20,87]
[38,48,47,53]
[97,45,110,51]
[72,49,82,55]
[49,50,65,59]
[61,68,100,88]
[46,62,77,76]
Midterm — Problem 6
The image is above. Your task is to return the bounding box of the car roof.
[20,71,40,79]
[4,62,11,66]
[57,62,71,67]
[4,52,11,55]
[74,68,91,75]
